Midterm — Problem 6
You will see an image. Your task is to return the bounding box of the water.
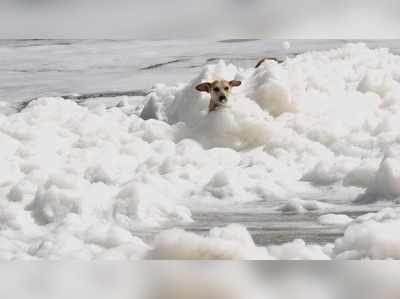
[132,190,391,246]
[2,39,400,105]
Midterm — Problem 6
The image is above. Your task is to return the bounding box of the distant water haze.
[0,0,399,38]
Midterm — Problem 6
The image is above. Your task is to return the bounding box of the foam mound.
[147,224,273,260]
[147,224,330,260]
[357,146,400,202]
[334,208,400,259]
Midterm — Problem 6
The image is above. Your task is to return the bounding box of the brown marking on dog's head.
[229,80,242,87]
[195,82,212,93]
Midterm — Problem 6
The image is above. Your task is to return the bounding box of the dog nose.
[219,95,227,102]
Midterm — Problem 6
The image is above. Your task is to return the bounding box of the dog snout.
[219,95,227,103]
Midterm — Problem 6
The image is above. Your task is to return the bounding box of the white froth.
[1,43,400,259]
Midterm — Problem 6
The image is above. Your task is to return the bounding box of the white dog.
[195,80,242,113]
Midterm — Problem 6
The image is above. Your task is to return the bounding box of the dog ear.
[229,80,242,87]
[195,82,211,93]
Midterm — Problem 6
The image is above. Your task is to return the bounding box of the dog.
[255,57,283,68]
[195,80,242,112]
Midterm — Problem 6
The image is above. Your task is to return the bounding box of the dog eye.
[213,87,220,92]
[224,87,229,91]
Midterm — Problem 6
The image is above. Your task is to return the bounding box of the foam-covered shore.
[1,43,400,259]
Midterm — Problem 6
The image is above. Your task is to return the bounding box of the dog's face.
[195,80,242,105]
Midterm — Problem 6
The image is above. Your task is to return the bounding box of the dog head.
[195,80,242,106]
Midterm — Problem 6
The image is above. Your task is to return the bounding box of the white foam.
[147,224,273,260]
[318,214,353,226]
[358,147,400,202]
[2,43,400,259]
[334,208,400,259]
